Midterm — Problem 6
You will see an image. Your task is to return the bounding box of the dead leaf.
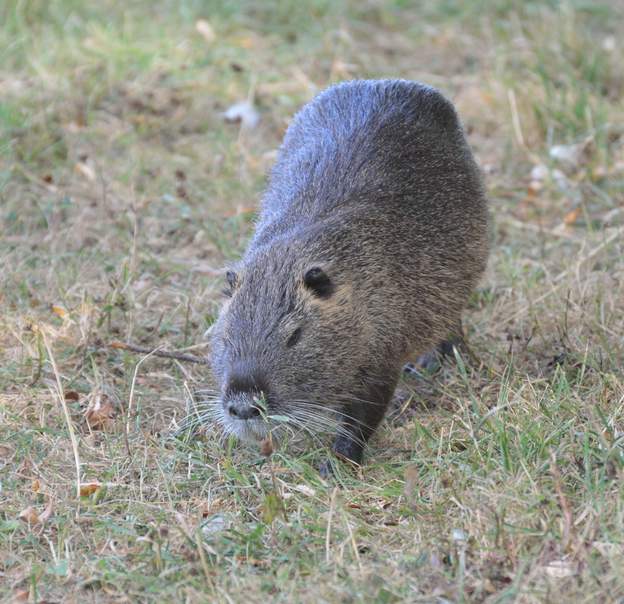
[530,164,549,182]
[38,499,53,523]
[80,481,102,497]
[19,500,53,525]
[293,484,315,497]
[543,559,576,578]
[452,528,467,542]
[550,144,580,165]
[223,206,256,218]
[563,207,581,225]
[235,555,269,568]
[260,437,273,457]
[529,164,548,192]
[85,393,117,430]
[195,19,216,43]
[236,35,257,50]
[75,161,96,182]
[32,479,41,493]
[593,541,623,556]
[603,36,616,52]
[19,506,40,524]
[51,304,68,319]
[550,138,594,170]
[201,513,229,536]
[223,101,260,129]
[12,589,29,603]
[199,502,213,518]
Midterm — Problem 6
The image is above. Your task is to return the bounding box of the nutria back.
[209,79,489,467]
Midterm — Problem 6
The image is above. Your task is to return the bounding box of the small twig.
[43,333,82,500]
[109,341,209,365]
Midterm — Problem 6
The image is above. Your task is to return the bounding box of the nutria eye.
[303,266,334,299]
[286,327,302,348]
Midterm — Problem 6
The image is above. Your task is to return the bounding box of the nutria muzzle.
[221,391,270,441]
[221,363,273,437]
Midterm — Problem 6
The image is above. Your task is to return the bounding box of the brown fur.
[208,79,489,467]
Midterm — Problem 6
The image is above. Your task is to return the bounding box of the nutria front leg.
[320,407,386,477]
[320,377,395,476]
[334,401,387,463]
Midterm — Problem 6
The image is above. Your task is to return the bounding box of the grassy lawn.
[1,0,623,601]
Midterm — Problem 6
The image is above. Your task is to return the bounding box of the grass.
[1,0,623,601]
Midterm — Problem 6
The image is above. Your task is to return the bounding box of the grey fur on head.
[208,79,489,466]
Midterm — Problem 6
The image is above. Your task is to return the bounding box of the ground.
[1,1,624,602]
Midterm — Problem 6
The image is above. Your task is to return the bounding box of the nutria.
[208,79,489,468]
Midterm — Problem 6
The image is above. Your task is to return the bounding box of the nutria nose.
[227,399,261,420]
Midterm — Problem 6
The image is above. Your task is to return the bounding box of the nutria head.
[209,231,376,443]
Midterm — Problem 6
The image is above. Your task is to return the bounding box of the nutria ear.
[303,266,334,299]
[223,270,239,297]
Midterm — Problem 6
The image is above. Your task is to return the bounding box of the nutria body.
[210,79,489,466]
